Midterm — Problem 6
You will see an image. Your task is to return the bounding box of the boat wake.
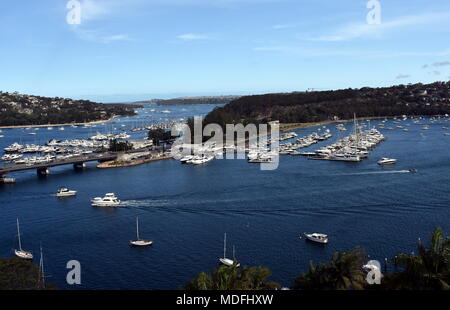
[119,199,173,208]
[336,170,413,176]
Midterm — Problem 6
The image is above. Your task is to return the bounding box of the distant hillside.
[201,82,450,127]
[0,91,142,126]
[136,96,241,106]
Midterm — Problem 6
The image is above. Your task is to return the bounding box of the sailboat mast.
[223,233,227,259]
[136,217,140,240]
[17,218,22,251]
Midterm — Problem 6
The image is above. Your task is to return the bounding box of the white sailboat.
[129,217,153,247]
[219,233,240,267]
[14,218,33,260]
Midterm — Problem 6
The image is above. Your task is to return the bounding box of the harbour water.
[0,105,449,289]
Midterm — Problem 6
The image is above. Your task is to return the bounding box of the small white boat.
[129,217,153,247]
[377,158,397,165]
[219,233,240,267]
[56,188,77,197]
[91,193,121,207]
[180,155,194,164]
[15,218,33,260]
[304,233,328,244]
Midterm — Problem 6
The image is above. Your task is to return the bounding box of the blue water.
[1,109,449,289]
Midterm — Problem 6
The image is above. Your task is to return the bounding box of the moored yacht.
[14,218,33,260]
[219,233,240,267]
[129,217,153,247]
[304,233,328,244]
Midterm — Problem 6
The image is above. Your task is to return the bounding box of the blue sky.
[1,0,450,102]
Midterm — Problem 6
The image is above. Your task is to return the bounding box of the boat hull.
[15,249,33,260]
[219,258,240,267]
[129,240,153,247]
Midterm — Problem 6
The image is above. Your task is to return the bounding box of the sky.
[1,0,450,102]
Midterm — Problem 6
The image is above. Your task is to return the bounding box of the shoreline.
[97,155,173,169]
[279,115,413,132]
[0,115,118,130]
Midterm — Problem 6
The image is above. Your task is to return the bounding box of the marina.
[0,106,449,289]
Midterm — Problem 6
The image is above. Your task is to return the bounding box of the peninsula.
[0,91,142,127]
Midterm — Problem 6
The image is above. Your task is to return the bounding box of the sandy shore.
[0,116,118,129]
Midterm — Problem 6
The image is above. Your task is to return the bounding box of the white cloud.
[396,74,411,80]
[177,33,209,41]
[433,61,450,67]
[253,46,450,58]
[310,12,450,42]
[72,28,131,43]
[272,24,294,30]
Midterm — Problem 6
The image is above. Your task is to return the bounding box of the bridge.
[0,152,118,179]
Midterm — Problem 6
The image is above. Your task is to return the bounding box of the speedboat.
[129,217,153,247]
[304,233,328,244]
[377,158,397,165]
[56,188,77,197]
[91,193,121,207]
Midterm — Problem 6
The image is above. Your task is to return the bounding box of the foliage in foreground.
[0,257,56,290]
[185,265,281,290]
[186,227,450,290]
[380,227,450,290]
[293,248,367,290]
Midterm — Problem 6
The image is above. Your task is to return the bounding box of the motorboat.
[409,169,418,173]
[14,218,33,260]
[56,188,77,197]
[129,217,153,247]
[304,233,328,244]
[219,233,240,267]
[91,193,121,207]
[180,155,194,164]
[377,158,397,165]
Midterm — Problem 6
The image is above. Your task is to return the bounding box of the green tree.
[108,139,133,152]
[293,248,367,290]
[185,265,280,290]
[0,257,56,290]
[382,227,450,290]
[148,128,175,146]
